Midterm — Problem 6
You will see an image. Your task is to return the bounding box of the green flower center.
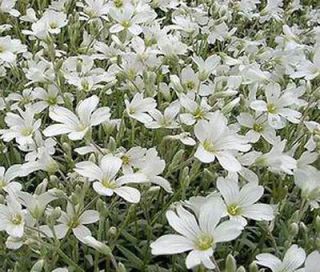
[267,103,277,114]
[49,22,58,29]
[253,123,264,132]
[203,140,216,153]
[0,46,4,53]
[122,155,130,165]
[114,0,123,8]
[121,20,131,28]
[193,108,204,120]
[227,204,241,216]
[47,96,57,106]
[185,81,195,90]
[21,127,33,136]
[102,179,117,189]
[68,218,80,229]
[11,214,23,225]
[196,233,214,250]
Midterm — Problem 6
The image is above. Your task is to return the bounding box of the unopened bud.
[31,259,44,272]
[225,254,237,272]
[116,262,127,272]
[289,222,299,237]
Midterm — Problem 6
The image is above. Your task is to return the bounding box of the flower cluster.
[0,0,319,271]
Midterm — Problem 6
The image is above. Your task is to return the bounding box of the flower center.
[11,214,23,225]
[0,46,4,53]
[185,81,195,90]
[122,155,130,165]
[102,179,117,189]
[193,108,204,120]
[203,139,216,153]
[267,103,277,114]
[227,204,241,216]
[68,218,80,228]
[253,123,264,132]
[114,0,123,8]
[196,233,214,250]
[49,22,58,29]
[21,127,33,136]
[121,20,131,28]
[47,96,57,105]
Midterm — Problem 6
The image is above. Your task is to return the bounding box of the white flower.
[255,140,297,175]
[256,244,306,272]
[24,10,68,39]
[192,54,220,81]
[294,167,320,209]
[125,93,157,124]
[146,101,180,129]
[109,5,150,35]
[0,107,41,146]
[40,202,99,243]
[44,95,110,140]
[136,148,172,193]
[0,0,19,16]
[75,155,146,203]
[237,112,278,144]
[0,36,26,63]
[0,165,22,193]
[0,194,26,238]
[292,44,320,80]
[17,190,58,219]
[151,198,244,270]
[20,149,59,176]
[31,85,64,113]
[179,94,213,125]
[250,82,302,129]
[194,111,251,172]
[118,146,147,175]
[217,177,274,226]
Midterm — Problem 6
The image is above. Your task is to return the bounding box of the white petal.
[74,161,103,181]
[93,182,114,196]
[216,178,239,205]
[114,186,140,203]
[151,234,193,255]
[213,220,243,243]
[194,145,215,163]
[282,245,306,271]
[250,100,267,112]
[73,225,92,243]
[242,204,274,221]
[100,155,122,180]
[79,210,100,225]
[216,151,241,172]
[305,251,320,272]
[238,183,264,206]
[43,124,73,137]
[256,253,282,271]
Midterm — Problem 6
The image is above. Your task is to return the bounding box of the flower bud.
[116,262,127,272]
[289,222,299,237]
[225,254,237,272]
[35,179,48,195]
[249,261,258,272]
[107,226,117,239]
[83,236,111,256]
[31,259,45,272]
[236,266,246,272]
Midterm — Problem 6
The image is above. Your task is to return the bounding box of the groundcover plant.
[0,0,320,271]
